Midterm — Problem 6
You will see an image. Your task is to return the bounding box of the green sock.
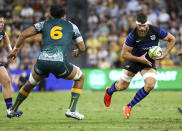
[11,88,29,111]
[69,92,80,112]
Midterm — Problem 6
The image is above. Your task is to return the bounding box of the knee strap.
[143,73,157,80]
[29,73,40,85]
[73,66,82,81]
[120,71,133,82]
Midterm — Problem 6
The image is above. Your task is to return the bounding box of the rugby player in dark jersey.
[0,17,22,117]
[104,13,176,119]
[7,5,85,120]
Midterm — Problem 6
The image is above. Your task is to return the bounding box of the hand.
[8,48,19,62]
[72,49,80,57]
[176,51,182,56]
[139,52,152,66]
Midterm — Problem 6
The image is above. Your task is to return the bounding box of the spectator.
[0,0,180,70]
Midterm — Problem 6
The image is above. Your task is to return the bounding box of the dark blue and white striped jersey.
[125,25,168,58]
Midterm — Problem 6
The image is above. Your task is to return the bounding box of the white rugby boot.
[65,109,84,120]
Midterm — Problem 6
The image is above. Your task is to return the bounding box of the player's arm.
[122,44,138,61]
[76,41,85,53]
[14,26,37,50]
[155,27,176,60]
[157,32,176,60]
[121,44,152,66]
[8,26,37,61]
[14,21,45,50]
[3,32,12,52]
[73,40,85,57]
[122,33,152,66]
[71,22,86,57]
[176,51,182,56]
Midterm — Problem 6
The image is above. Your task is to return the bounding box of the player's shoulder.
[149,24,168,37]
[149,24,166,34]
[35,20,47,26]
[67,21,80,33]
[149,24,159,31]
[128,28,137,38]
[68,21,78,28]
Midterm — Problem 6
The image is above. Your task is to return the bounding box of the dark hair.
[50,5,66,18]
[136,12,147,24]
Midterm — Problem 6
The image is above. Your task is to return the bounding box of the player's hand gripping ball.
[148,46,163,59]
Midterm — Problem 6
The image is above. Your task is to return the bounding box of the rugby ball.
[148,46,162,59]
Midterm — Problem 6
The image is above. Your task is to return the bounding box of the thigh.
[123,60,141,74]
[117,69,136,90]
[65,65,79,80]
[34,60,50,78]
[140,68,157,85]
[31,65,45,82]
[54,61,74,79]
[0,66,10,83]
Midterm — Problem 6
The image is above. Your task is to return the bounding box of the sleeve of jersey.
[72,23,83,43]
[125,33,134,47]
[33,21,45,33]
[157,27,168,39]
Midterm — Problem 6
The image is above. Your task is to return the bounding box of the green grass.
[0,91,182,131]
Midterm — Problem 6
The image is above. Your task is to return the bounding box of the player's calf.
[116,81,129,91]
[66,66,84,119]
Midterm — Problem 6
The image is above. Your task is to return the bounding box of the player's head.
[0,16,4,31]
[50,5,66,19]
[136,12,149,37]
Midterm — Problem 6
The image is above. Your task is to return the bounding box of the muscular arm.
[162,32,176,57]
[176,51,182,56]
[75,41,85,53]
[14,26,37,49]
[72,41,86,57]
[3,32,12,52]
[121,44,152,66]
[121,44,141,62]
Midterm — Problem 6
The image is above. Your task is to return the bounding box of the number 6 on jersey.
[50,26,63,40]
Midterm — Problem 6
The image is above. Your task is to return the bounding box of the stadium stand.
[0,0,181,70]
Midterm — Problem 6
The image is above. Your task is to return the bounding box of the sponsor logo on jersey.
[150,35,156,40]
[142,47,150,50]
[136,40,141,43]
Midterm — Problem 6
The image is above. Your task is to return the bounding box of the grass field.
[0,90,182,131]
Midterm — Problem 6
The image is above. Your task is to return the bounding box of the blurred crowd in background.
[0,0,182,70]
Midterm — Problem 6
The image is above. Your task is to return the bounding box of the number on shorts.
[50,26,63,40]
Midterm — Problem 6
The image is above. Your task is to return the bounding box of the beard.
[137,29,148,37]
[137,25,149,37]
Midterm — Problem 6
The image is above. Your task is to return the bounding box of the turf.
[0,91,182,131]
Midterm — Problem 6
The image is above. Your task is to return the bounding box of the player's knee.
[29,73,40,86]
[145,82,155,91]
[73,66,83,81]
[2,77,11,87]
[143,73,157,91]
[116,81,128,91]
[80,74,84,81]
